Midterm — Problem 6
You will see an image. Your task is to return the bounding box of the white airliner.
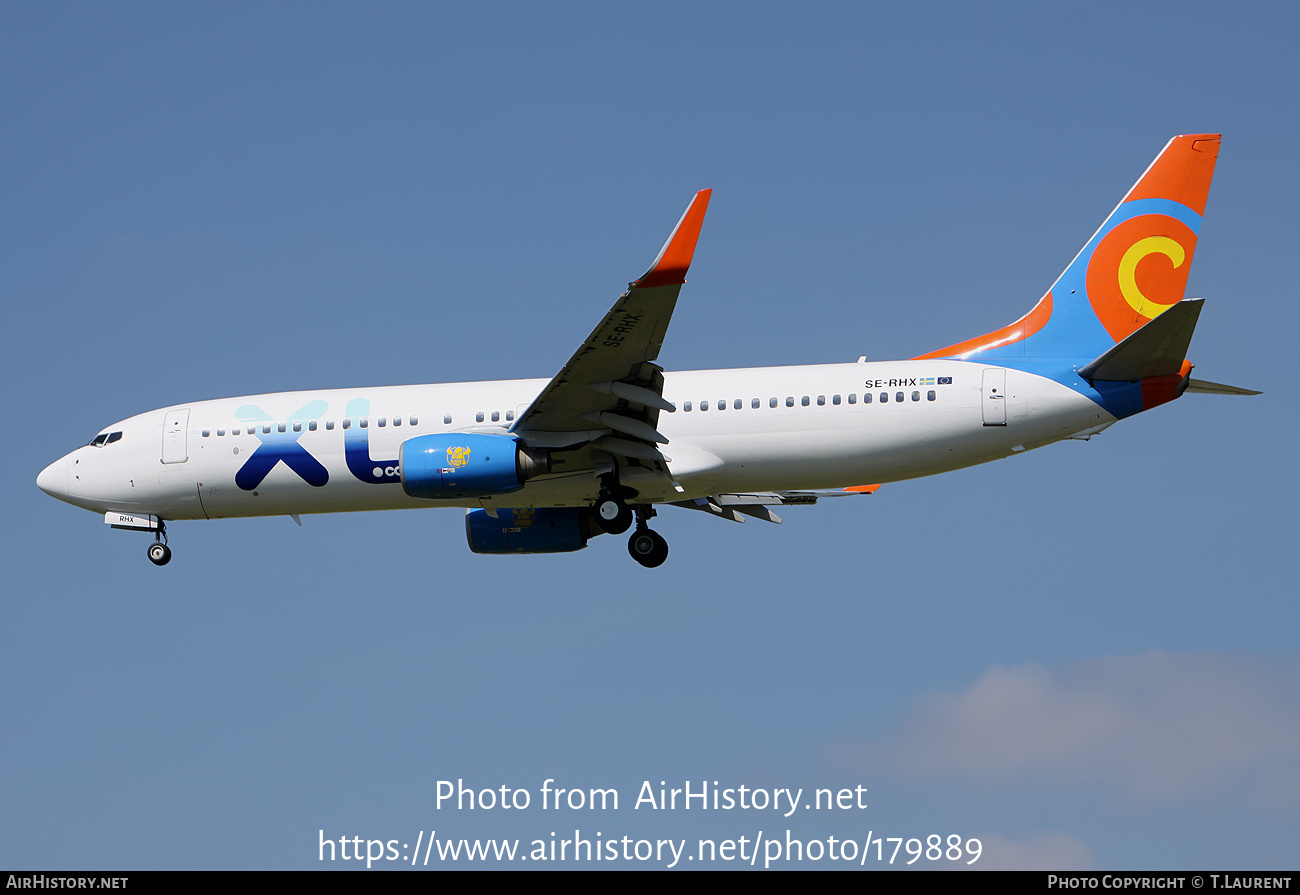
[38,134,1255,567]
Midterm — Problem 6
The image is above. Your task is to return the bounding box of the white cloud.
[868,652,1300,803]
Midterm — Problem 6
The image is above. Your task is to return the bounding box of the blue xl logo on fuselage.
[233,401,329,490]
[232,397,403,490]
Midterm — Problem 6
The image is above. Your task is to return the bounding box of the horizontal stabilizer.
[1185,379,1262,396]
[1079,299,1203,382]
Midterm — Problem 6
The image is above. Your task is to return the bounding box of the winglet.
[636,189,712,288]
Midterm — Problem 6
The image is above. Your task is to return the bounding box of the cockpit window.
[89,431,123,447]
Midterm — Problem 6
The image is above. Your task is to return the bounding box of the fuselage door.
[162,408,190,463]
[981,369,1007,427]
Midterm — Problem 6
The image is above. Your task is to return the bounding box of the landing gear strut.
[627,506,668,568]
[147,522,171,566]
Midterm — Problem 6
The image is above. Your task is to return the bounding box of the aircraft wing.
[511,190,712,465]
[670,485,881,524]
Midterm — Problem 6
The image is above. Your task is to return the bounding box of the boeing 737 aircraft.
[38,134,1256,567]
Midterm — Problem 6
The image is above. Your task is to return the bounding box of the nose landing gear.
[147,523,171,566]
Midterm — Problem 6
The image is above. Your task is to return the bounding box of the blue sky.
[3,2,1297,870]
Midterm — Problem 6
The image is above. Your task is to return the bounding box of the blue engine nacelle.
[465,507,603,554]
[399,433,550,499]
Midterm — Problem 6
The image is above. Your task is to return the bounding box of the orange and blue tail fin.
[917,134,1221,363]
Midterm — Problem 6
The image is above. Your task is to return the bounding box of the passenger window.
[411,416,419,426]
[928,390,936,401]
[701,400,709,411]
[833,395,841,405]
[848,393,857,404]
[491,411,500,422]
[326,421,334,430]
[912,391,920,402]
[217,429,225,437]
[817,395,825,406]
[443,414,452,425]
[309,421,317,431]
[684,401,692,412]
[801,396,810,406]
[263,425,272,434]
[361,418,369,428]
[734,398,742,410]
[343,419,352,430]
[769,397,778,408]
[393,416,401,426]
[879,393,887,404]
[505,411,513,421]
[378,417,386,427]
[786,397,794,407]
[293,422,302,432]
[202,430,210,437]
[752,398,760,409]
[717,399,726,411]
[896,391,904,403]
[476,412,484,422]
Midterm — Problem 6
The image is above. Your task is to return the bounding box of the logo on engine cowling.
[447,446,471,468]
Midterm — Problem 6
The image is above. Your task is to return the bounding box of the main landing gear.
[594,492,633,535]
[592,475,667,566]
[592,471,668,566]
[626,506,668,568]
[147,522,171,566]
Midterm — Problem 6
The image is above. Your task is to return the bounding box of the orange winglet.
[844,484,881,494]
[636,189,712,288]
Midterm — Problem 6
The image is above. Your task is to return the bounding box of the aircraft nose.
[37,456,70,500]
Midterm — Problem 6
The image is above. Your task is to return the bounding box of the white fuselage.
[41,359,1111,522]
